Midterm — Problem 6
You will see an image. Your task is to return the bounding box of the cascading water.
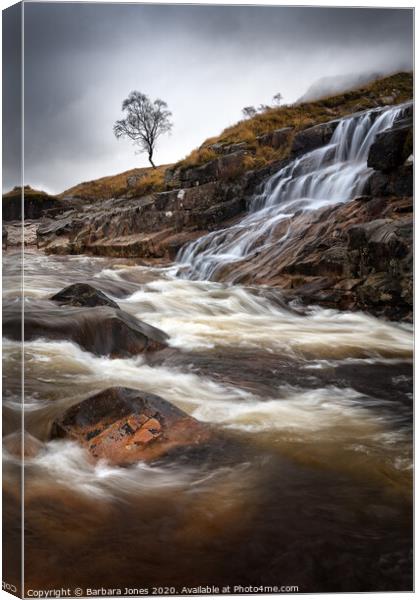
[177,102,412,281]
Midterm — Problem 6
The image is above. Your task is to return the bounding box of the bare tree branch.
[113,92,173,168]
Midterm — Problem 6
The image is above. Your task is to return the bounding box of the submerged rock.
[51,283,120,309]
[3,432,44,459]
[3,304,168,357]
[50,387,212,465]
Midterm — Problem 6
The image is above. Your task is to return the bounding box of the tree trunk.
[148,152,156,169]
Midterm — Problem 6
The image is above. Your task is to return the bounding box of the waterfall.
[177,102,411,281]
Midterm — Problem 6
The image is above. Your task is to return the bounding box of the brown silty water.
[3,250,412,594]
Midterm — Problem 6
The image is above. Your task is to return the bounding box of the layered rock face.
[37,178,250,259]
[50,387,212,465]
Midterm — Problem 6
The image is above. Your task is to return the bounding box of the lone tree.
[242,106,257,119]
[113,91,173,168]
[272,92,283,106]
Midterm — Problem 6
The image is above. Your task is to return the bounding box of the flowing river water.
[2,102,413,594]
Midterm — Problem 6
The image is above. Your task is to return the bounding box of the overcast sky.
[3,2,413,194]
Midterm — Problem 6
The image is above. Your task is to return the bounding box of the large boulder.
[50,387,212,465]
[3,304,168,357]
[51,283,120,309]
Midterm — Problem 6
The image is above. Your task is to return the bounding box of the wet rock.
[291,120,339,156]
[367,164,413,197]
[51,283,120,309]
[347,217,412,277]
[367,124,412,172]
[3,304,168,357]
[50,387,212,465]
[192,198,246,230]
[3,432,44,459]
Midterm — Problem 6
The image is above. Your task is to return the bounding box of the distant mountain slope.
[297,71,385,103]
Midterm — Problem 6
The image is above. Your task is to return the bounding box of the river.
[3,248,413,593]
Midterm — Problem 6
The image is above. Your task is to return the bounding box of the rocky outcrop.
[37,178,250,259]
[3,304,168,357]
[51,283,120,309]
[368,119,412,172]
[165,150,249,189]
[209,141,251,155]
[291,119,339,156]
[256,127,293,149]
[50,387,212,465]
[367,126,411,172]
[2,186,66,221]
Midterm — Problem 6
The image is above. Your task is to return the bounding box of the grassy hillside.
[58,71,412,201]
[59,165,169,201]
[3,185,63,221]
[3,185,59,202]
[177,71,413,170]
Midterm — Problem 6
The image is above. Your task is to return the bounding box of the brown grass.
[128,166,166,196]
[3,185,59,201]
[59,165,169,201]
[178,71,413,171]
